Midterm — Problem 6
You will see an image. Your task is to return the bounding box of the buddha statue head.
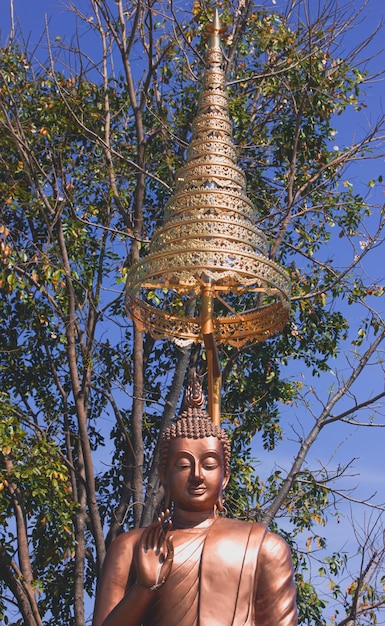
[158,375,231,516]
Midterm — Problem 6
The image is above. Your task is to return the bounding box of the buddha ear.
[158,465,167,487]
[158,468,172,510]
[216,472,230,513]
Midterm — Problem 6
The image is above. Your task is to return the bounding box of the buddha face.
[165,436,229,513]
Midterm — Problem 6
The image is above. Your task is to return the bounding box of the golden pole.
[201,284,221,426]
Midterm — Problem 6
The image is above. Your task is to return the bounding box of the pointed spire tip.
[213,8,221,32]
[206,8,226,38]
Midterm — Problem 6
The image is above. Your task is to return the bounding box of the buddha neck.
[171,509,217,530]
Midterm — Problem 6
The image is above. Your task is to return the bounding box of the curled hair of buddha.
[159,374,231,478]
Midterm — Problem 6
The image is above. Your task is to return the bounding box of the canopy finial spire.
[207,8,224,50]
[125,4,291,351]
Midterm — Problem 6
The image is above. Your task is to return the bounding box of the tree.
[0,0,384,623]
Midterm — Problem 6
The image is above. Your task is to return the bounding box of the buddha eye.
[203,458,219,470]
[176,458,192,470]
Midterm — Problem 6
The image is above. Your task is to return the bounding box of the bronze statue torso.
[142,519,268,626]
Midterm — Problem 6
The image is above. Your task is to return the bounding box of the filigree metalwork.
[125,13,290,347]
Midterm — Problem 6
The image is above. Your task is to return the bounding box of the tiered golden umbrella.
[125,11,290,424]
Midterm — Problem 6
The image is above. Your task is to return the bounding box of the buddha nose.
[192,462,204,482]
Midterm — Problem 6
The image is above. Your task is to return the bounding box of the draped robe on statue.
[141,518,296,626]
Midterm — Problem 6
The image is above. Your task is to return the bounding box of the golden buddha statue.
[92,388,297,626]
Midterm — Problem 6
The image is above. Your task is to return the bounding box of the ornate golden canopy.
[125,12,290,350]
